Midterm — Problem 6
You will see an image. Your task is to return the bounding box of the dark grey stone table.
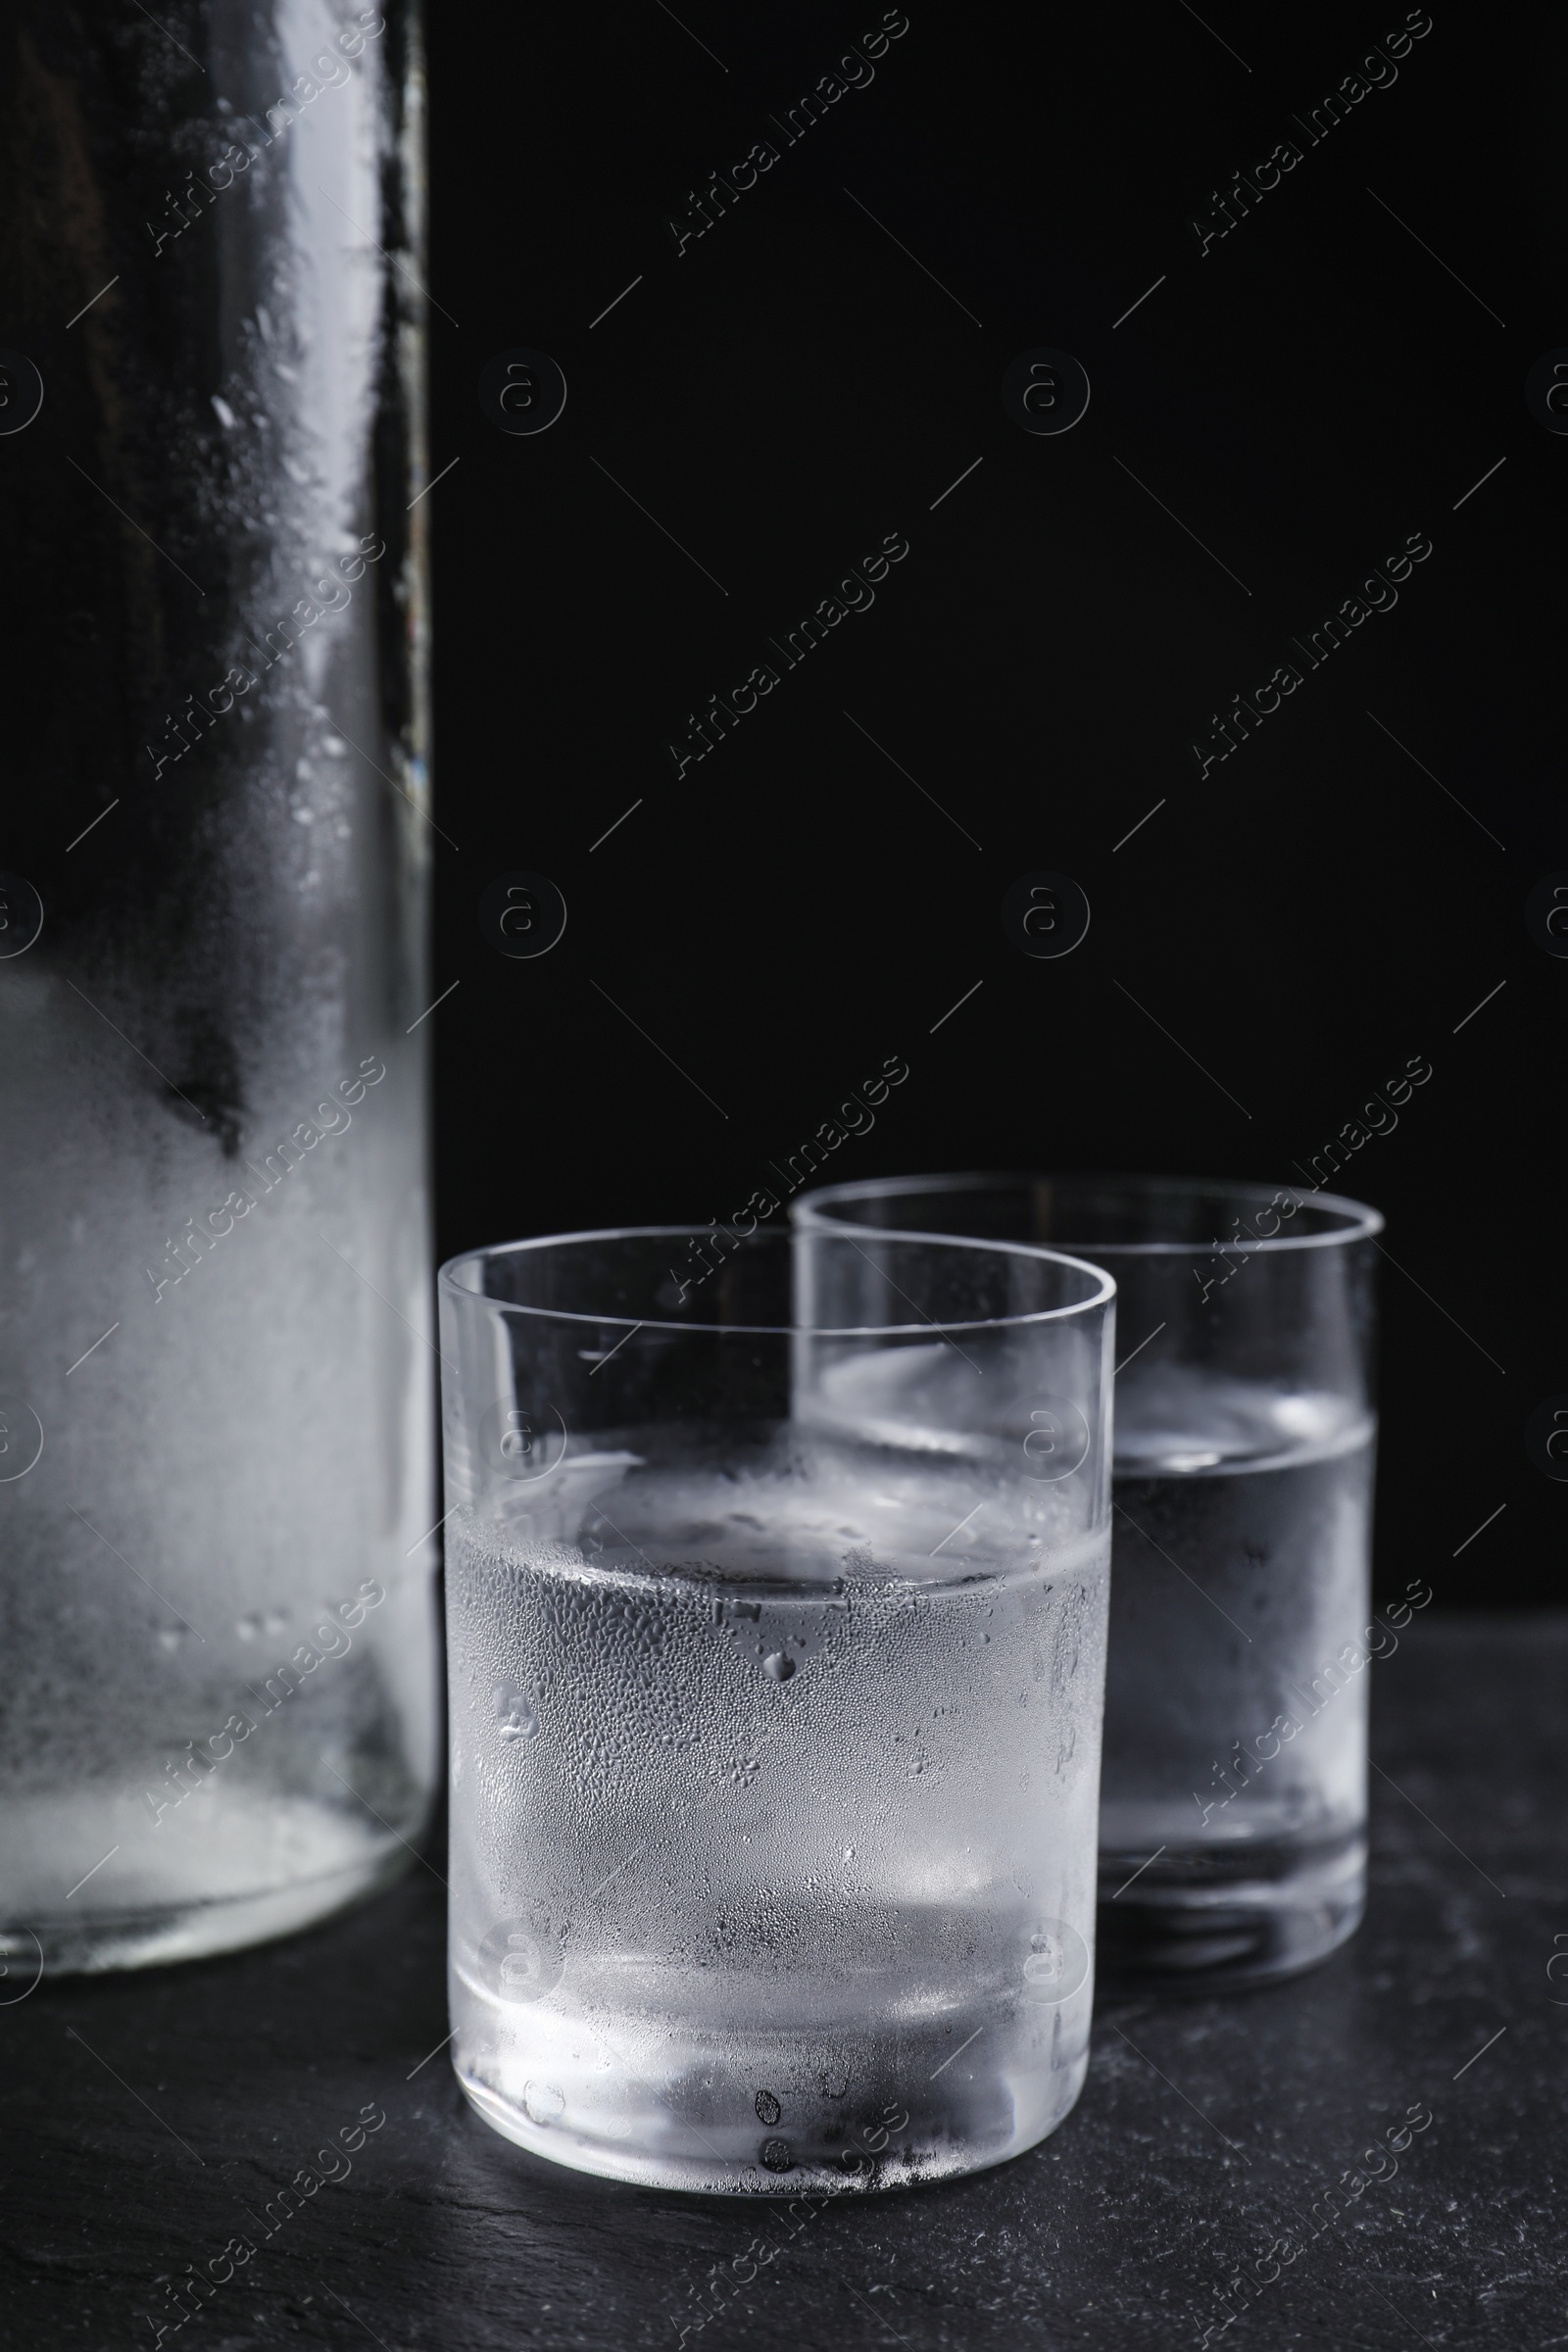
[4,1617,1563,2351]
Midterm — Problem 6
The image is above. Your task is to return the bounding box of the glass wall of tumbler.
[0,1,439,1974]
[438,1222,1115,2189]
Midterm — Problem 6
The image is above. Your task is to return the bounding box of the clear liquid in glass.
[446,1432,1108,2191]
[1098,1367,1374,1985]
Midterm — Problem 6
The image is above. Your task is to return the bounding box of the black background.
[425,0,1563,1608]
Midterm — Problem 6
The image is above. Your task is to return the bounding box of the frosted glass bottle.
[0,1,439,1974]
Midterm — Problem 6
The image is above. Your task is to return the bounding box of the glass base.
[1096,1830,1365,1993]
[0,1843,416,1981]
[454,2011,1091,2194]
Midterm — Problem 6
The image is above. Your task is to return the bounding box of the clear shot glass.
[437,1223,1114,2192]
[794,1176,1382,1992]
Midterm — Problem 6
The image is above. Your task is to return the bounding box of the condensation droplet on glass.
[522,2080,565,2125]
[496,1682,538,1741]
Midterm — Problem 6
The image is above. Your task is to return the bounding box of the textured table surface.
[4,1615,1563,2352]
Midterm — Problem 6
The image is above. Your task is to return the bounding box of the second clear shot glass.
[795,1175,1382,1991]
[438,1223,1113,2192]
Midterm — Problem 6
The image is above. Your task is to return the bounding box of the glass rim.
[793,1171,1385,1256]
[437,1223,1116,1339]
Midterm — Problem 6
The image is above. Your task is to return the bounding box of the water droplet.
[755,2088,781,2127]
[761,1651,795,1682]
[495,1682,538,1741]
[522,2080,565,2125]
